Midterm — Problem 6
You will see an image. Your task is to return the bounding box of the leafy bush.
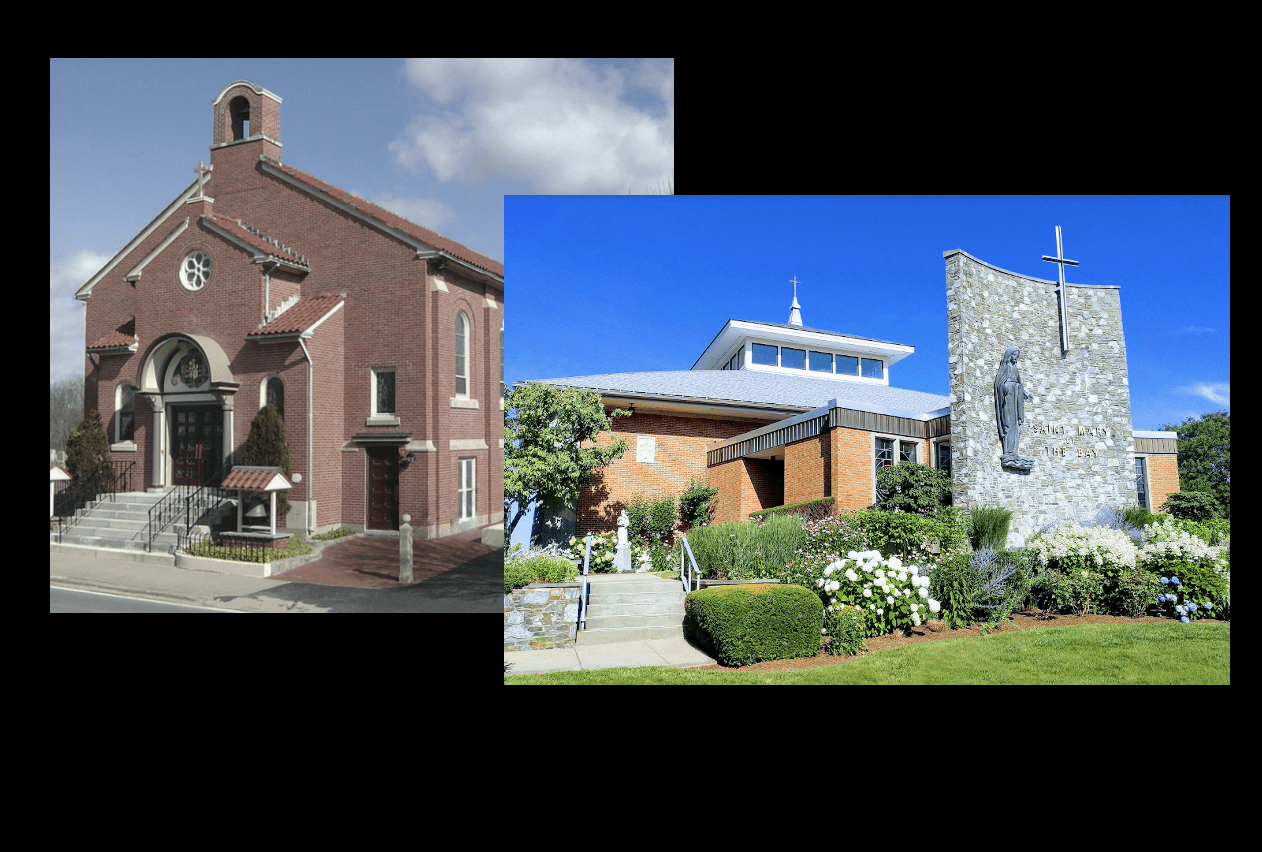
[1160,490,1223,522]
[567,532,619,573]
[823,602,867,656]
[1037,567,1107,616]
[684,583,823,667]
[678,478,719,527]
[874,461,954,515]
[504,555,580,593]
[929,552,982,628]
[858,506,970,562]
[750,497,835,524]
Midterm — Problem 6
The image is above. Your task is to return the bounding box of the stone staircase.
[574,573,688,646]
[51,489,236,560]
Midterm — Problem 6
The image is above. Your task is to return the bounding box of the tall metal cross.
[1041,225,1078,353]
[789,275,801,297]
[193,160,211,196]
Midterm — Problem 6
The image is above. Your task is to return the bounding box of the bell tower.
[210,80,282,169]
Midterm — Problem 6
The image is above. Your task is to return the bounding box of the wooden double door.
[367,447,399,530]
[172,404,223,487]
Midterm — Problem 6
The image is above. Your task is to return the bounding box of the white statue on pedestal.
[614,509,633,572]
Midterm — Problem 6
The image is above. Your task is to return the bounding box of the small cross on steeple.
[787,276,803,326]
[193,160,211,197]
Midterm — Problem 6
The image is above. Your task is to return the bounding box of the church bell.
[244,495,269,522]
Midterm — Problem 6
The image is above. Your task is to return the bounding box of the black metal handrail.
[52,460,135,542]
[147,457,235,552]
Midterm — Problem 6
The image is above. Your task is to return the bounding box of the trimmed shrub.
[929,552,983,629]
[684,583,823,667]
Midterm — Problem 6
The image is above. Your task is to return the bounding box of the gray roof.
[528,370,950,420]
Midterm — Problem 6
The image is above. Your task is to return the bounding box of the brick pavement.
[270,529,497,589]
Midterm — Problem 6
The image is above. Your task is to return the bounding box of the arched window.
[115,383,135,443]
[455,312,469,397]
[230,96,250,140]
[264,376,284,420]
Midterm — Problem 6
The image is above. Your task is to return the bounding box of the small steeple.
[787,276,803,326]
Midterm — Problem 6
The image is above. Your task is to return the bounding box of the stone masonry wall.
[945,250,1138,547]
[504,583,580,651]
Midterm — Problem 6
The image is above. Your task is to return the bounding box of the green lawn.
[504,622,1230,684]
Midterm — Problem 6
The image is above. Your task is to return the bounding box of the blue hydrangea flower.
[1172,576,1180,585]
[1181,616,1190,623]
[1160,577,1169,585]
[1206,601,1214,609]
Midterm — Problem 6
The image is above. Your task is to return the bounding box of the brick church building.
[75,80,504,539]
[525,278,1179,543]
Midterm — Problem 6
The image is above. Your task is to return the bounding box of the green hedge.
[684,583,822,667]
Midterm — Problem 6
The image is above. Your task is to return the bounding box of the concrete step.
[53,490,234,554]
[575,574,689,646]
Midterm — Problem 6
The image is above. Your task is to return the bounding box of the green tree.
[504,383,629,540]
[874,461,954,516]
[241,404,292,519]
[65,409,110,483]
[1160,410,1229,517]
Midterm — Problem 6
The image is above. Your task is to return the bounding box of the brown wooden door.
[367,447,399,530]
[172,405,222,487]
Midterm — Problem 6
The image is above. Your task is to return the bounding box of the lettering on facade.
[1032,423,1109,460]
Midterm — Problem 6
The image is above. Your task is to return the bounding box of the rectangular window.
[752,343,777,366]
[900,441,917,464]
[808,351,832,373]
[1135,457,1148,511]
[836,355,859,375]
[375,370,396,414]
[875,437,894,478]
[861,358,883,379]
[780,347,805,369]
[458,457,475,520]
[935,442,951,477]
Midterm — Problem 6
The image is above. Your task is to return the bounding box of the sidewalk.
[504,635,717,676]
[51,527,502,612]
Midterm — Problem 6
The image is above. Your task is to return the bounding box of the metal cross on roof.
[1041,226,1079,353]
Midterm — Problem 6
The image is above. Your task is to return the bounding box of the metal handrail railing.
[147,457,235,552]
[579,533,592,630]
[680,536,701,594]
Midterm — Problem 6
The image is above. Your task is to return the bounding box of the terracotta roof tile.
[221,466,292,491]
[203,214,310,268]
[250,294,344,337]
[87,331,138,351]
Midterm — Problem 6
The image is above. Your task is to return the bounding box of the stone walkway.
[270,529,496,589]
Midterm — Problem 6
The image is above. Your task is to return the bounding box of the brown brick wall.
[1146,452,1181,513]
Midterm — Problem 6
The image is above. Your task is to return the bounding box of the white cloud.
[390,58,674,194]
[50,250,109,381]
[1183,381,1230,409]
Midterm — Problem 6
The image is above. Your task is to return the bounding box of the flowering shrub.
[568,532,619,573]
[1138,522,1229,621]
[1027,521,1138,573]
[813,550,941,637]
[822,601,867,656]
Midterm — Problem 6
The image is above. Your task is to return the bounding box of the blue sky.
[49,58,674,381]
[507,195,1230,434]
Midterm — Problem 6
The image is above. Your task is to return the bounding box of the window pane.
[455,314,467,396]
[875,438,893,475]
[781,347,805,369]
[377,371,395,413]
[1135,457,1148,510]
[900,441,916,463]
[808,351,832,372]
[936,442,951,476]
[836,355,858,375]
[752,343,777,366]
[861,358,883,379]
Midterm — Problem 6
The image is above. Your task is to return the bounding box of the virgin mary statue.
[994,346,1034,470]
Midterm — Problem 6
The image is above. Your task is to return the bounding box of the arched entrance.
[137,334,240,489]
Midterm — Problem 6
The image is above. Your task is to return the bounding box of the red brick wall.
[575,409,768,536]
[83,87,502,538]
[1147,452,1181,513]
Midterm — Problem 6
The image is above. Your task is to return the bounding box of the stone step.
[575,574,689,646]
